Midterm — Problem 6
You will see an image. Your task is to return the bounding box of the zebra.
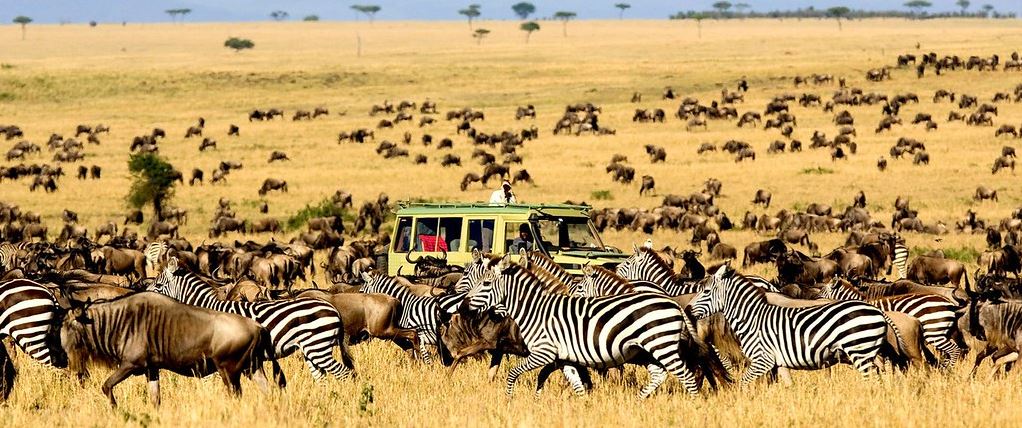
[466,254,711,398]
[689,264,896,386]
[143,241,168,277]
[820,279,963,368]
[0,242,30,272]
[525,251,576,287]
[574,265,667,297]
[616,245,705,295]
[893,241,909,279]
[0,279,67,399]
[359,271,443,364]
[149,257,355,380]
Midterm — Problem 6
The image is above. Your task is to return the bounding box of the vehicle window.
[414,217,440,251]
[505,222,535,254]
[439,218,463,252]
[534,218,603,251]
[393,217,413,252]
[468,219,495,252]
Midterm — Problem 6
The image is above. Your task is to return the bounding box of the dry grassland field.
[3,18,1022,427]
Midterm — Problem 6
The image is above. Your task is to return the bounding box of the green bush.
[285,198,347,232]
[910,245,980,263]
[800,166,834,175]
[591,190,613,200]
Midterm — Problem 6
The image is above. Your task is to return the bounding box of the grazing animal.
[752,189,772,208]
[149,258,356,380]
[689,266,893,385]
[59,292,282,408]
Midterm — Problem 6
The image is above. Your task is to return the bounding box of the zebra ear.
[471,248,482,263]
[165,256,178,273]
[360,271,373,283]
[713,261,730,278]
[632,243,640,254]
[643,239,654,249]
[518,248,528,268]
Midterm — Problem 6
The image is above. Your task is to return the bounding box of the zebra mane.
[831,278,866,298]
[527,251,573,282]
[589,266,633,292]
[638,247,678,277]
[500,263,559,295]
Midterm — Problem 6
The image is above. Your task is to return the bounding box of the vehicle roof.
[395,201,592,217]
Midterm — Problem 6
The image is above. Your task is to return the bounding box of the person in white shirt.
[488,180,516,204]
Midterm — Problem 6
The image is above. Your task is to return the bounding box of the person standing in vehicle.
[489,180,516,204]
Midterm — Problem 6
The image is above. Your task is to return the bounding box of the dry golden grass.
[2,19,1022,426]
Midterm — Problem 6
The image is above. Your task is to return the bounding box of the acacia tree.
[956,0,970,14]
[459,4,481,29]
[904,0,932,16]
[734,2,751,16]
[12,16,31,41]
[614,3,631,20]
[179,8,192,21]
[553,11,576,37]
[691,13,707,38]
[712,1,733,17]
[520,21,540,43]
[127,153,178,221]
[270,10,289,21]
[165,9,180,22]
[511,2,536,20]
[351,4,381,23]
[981,4,994,16]
[224,37,255,52]
[827,6,850,30]
[472,28,490,45]
[304,15,320,21]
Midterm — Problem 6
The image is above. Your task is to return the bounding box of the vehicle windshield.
[532,217,604,252]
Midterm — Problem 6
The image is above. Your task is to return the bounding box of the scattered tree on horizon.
[12,16,31,41]
[165,8,192,23]
[904,0,932,16]
[270,10,290,21]
[827,6,850,30]
[712,1,733,16]
[615,3,631,20]
[224,37,255,52]
[692,13,707,38]
[956,0,971,14]
[459,4,481,29]
[982,4,994,16]
[127,153,177,221]
[512,2,536,20]
[304,14,320,21]
[351,4,381,23]
[472,28,490,45]
[553,11,576,37]
[734,2,751,15]
[520,21,540,43]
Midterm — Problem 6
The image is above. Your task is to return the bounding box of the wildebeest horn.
[405,251,419,264]
[440,248,447,261]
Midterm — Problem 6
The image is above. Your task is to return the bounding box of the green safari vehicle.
[387,202,628,276]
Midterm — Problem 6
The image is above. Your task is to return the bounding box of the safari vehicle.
[388,202,627,276]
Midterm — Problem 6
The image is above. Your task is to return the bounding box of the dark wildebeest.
[258,178,288,196]
[639,175,655,196]
[743,238,787,267]
[189,169,204,186]
[59,292,283,408]
[752,189,772,208]
[907,256,967,287]
[295,289,420,356]
[975,186,999,202]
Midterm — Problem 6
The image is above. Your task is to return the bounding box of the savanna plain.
[1,18,1022,427]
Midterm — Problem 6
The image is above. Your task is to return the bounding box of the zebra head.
[688,263,733,319]
[359,270,392,294]
[454,249,492,293]
[148,256,185,299]
[574,265,598,297]
[465,254,509,315]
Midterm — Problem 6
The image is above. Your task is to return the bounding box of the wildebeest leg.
[534,363,560,396]
[0,344,15,401]
[146,368,161,407]
[970,343,996,377]
[990,351,1019,380]
[487,351,504,382]
[102,364,139,408]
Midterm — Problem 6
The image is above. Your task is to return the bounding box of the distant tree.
[459,4,481,29]
[89,20,98,27]
[12,16,31,41]
[304,14,320,21]
[827,6,850,30]
[224,37,255,52]
[734,2,751,15]
[956,0,970,14]
[165,9,180,22]
[553,11,576,37]
[614,3,631,20]
[180,8,192,20]
[351,4,382,23]
[512,2,536,20]
[691,13,707,38]
[270,10,290,21]
[472,28,490,45]
[712,1,733,16]
[520,21,540,43]
[127,153,177,221]
[981,4,994,16]
[904,0,932,15]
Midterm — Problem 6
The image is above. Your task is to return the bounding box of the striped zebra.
[689,265,894,385]
[150,257,355,380]
[574,265,667,297]
[0,279,65,368]
[525,251,577,288]
[820,279,963,368]
[616,246,705,295]
[893,241,909,279]
[466,255,709,398]
[0,242,30,272]
[359,271,442,364]
[143,241,168,278]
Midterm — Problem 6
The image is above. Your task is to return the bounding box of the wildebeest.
[752,189,772,208]
[639,175,655,196]
[743,238,787,267]
[907,255,966,287]
[258,178,288,196]
[975,186,999,202]
[59,292,282,408]
[992,156,1015,174]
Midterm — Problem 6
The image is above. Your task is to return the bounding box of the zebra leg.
[847,350,880,380]
[639,364,668,399]
[506,348,556,398]
[645,343,699,395]
[560,365,587,396]
[931,336,963,370]
[534,364,559,397]
[487,351,503,382]
[302,339,354,380]
[740,357,775,387]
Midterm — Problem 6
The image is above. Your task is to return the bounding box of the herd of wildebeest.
[2,50,1022,406]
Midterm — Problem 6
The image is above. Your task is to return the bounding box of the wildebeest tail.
[334,321,357,373]
[256,326,286,388]
[0,344,16,401]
